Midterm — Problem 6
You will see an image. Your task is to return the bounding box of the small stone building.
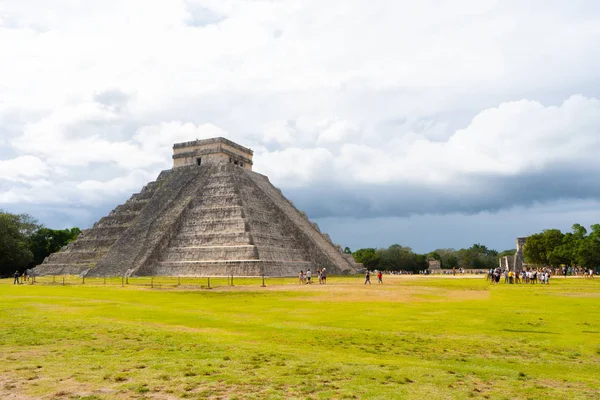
[428,259,441,271]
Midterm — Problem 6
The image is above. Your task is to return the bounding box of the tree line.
[0,210,81,277]
[523,224,600,269]
[350,243,511,273]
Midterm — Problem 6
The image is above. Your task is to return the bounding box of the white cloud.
[0,156,50,182]
[77,169,156,204]
[1,0,600,250]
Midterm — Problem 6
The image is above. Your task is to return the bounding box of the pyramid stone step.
[160,245,259,261]
[47,250,108,263]
[169,232,253,247]
[80,226,130,240]
[187,207,244,219]
[180,216,245,227]
[256,247,307,261]
[131,190,157,201]
[204,181,236,189]
[199,186,238,196]
[33,263,93,276]
[177,220,247,235]
[112,199,149,214]
[249,233,299,247]
[193,195,241,207]
[96,213,138,227]
[69,237,119,250]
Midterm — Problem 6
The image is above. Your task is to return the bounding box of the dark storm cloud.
[285,166,600,219]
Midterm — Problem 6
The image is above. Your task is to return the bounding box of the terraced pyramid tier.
[33,163,360,277]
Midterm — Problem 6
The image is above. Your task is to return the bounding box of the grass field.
[1,275,599,400]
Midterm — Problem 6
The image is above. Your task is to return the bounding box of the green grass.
[1,276,599,399]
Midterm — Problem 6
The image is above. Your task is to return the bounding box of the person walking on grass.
[13,270,19,285]
[299,270,304,285]
[306,269,312,284]
[321,268,327,284]
[377,270,383,284]
[364,270,371,285]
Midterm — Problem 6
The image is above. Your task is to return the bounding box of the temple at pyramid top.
[33,137,361,277]
[173,137,253,170]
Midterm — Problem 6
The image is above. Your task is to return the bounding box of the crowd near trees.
[351,243,509,273]
[0,210,80,277]
[523,224,600,270]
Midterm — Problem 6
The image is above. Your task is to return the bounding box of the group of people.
[13,270,29,284]
[364,270,383,284]
[562,266,595,279]
[298,268,327,284]
[487,268,552,284]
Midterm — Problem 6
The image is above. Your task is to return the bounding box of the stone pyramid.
[33,138,360,277]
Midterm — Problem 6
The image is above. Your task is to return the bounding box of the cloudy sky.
[1,0,600,253]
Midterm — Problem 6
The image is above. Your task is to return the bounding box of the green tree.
[523,232,547,266]
[497,249,516,258]
[28,227,81,267]
[0,211,39,276]
[343,247,352,254]
[445,255,458,269]
[378,244,420,272]
[575,224,600,269]
[543,229,565,268]
[352,248,380,270]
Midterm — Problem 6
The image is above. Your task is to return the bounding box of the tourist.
[364,270,371,285]
[321,268,327,284]
[317,269,322,284]
[306,269,312,284]
[13,270,19,285]
[504,269,509,283]
[508,270,513,284]
[299,270,304,285]
[377,270,383,284]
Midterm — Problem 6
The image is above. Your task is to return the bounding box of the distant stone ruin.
[499,236,527,271]
[428,259,441,271]
[33,138,361,277]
